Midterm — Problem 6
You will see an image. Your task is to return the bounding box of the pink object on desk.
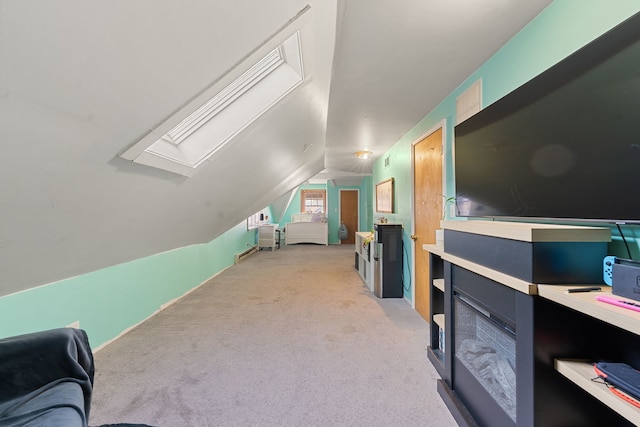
[596,295,640,313]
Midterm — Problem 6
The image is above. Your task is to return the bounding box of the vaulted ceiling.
[0,0,551,295]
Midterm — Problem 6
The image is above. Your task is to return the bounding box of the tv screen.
[454,11,640,223]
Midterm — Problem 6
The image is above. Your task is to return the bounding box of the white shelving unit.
[258,224,277,251]
[355,232,374,292]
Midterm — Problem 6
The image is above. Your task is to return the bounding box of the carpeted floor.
[89,244,457,426]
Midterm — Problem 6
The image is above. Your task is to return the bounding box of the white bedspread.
[285,213,328,245]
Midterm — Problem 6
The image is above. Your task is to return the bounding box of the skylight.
[120,7,311,177]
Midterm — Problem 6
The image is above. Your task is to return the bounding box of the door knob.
[410,234,418,240]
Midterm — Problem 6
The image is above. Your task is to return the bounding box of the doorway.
[413,125,444,321]
[339,189,358,244]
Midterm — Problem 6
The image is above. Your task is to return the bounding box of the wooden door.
[413,128,443,321]
[340,190,358,244]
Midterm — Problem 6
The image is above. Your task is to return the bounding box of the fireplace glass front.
[454,295,517,423]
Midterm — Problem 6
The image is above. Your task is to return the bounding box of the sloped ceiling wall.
[0,0,555,296]
[0,0,336,295]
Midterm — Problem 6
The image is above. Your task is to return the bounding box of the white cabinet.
[355,232,374,291]
[258,224,277,251]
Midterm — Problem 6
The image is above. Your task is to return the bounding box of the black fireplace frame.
[428,222,638,426]
[445,262,533,427]
[440,261,635,427]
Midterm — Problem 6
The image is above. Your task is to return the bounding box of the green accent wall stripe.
[0,221,256,348]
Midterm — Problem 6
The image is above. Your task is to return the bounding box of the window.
[300,190,326,214]
[247,211,263,229]
[119,6,312,177]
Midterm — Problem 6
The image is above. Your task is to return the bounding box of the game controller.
[603,255,616,286]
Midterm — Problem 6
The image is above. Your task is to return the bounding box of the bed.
[285,213,328,246]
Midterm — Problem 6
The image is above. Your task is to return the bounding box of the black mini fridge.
[372,223,403,298]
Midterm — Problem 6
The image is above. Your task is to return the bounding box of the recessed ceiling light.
[354,150,373,160]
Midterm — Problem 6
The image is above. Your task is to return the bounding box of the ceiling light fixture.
[354,150,373,160]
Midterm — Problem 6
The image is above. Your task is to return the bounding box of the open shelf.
[555,359,640,426]
[538,285,640,336]
[354,232,374,292]
[433,313,445,329]
[432,312,446,369]
[424,244,446,380]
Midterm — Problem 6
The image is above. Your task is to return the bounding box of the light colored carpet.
[90,244,457,427]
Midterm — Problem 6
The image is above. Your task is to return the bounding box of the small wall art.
[375,178,394,213]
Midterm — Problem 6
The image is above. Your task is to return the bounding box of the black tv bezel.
[452,10,640,225]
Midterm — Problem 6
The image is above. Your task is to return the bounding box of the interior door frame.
[410,119,447,308]
[338,188,360,241]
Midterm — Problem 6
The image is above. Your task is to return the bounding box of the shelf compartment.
[538,285,640,336]
[432,313,446,357]
[433,278,445,292]
[555,358,640,426]
[433,313,445,329]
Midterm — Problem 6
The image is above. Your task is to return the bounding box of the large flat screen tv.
[454,11,640,223]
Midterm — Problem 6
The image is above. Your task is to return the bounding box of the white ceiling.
[322,0,553,182]
[0,0,552,294]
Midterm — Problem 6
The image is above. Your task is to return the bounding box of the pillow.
[311,213,327,223]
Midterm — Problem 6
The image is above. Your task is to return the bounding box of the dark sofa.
[0,328,152,427]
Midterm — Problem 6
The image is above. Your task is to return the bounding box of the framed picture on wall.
[376,178,394,213]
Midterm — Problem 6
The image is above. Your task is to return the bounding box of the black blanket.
[0,328,94,427]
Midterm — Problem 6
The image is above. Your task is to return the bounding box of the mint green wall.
[0,221,256,348]
[327,180,341,244]
[360,176,373,233]
[372,2,640,300]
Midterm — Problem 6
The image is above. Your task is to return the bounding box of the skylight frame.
[119,6,312,177]
[165,47,286,147]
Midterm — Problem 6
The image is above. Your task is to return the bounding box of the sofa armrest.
[0,328,94,424]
